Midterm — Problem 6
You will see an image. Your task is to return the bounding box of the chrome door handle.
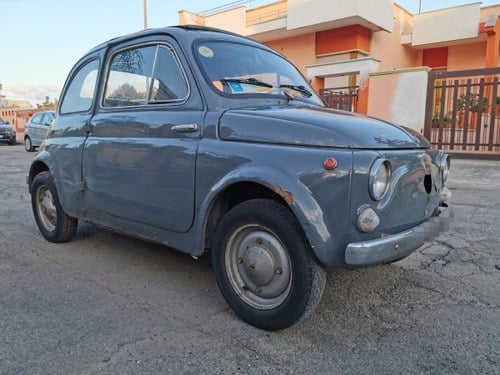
[171,124,198,133]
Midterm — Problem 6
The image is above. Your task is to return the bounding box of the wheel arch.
[200,166,332,265]
[203,181,283,252]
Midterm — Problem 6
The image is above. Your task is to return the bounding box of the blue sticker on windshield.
[228,82,244,92]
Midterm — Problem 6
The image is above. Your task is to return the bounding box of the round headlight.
[369,159,391,201]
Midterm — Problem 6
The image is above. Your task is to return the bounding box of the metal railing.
[321,86,359,112]
[424,68,500,155]
[246,5,288,26]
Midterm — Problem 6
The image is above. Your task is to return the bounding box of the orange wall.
[422,47,448,68]
[315,25,371,55]
[265,33,316,75]
[246,0,287,26]
[480,5,500,20]
[448,42,487,70]
[372,5,420,70]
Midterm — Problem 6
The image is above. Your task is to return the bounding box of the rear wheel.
[31,171,77,243]
[212,199,325,330]
[25,136,34,152]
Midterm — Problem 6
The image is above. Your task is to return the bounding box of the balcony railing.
[246,4,288,27]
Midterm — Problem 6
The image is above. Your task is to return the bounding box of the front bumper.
[345,206,451,266]
[0,135,16,142]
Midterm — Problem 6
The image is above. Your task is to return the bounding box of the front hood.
[218,106,428,149]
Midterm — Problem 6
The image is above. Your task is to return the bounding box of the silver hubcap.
[36,185,57,232]
[225,225,292,310]
[25,138,31,150]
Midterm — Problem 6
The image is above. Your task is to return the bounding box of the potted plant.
[457,93,489,129]
[432,112,452,128]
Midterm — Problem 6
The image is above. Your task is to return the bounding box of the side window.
[60,59,99,114]
[31,113,43,124]
[150,46,188,102]
[104,46,156,107]
[103,44,189,107]
[41,113,53,125]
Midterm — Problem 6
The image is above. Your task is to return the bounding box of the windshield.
[195,41,324,106]
[0,117,7,125]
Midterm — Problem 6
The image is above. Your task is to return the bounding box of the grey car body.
[24,111,54,151]
[28,26,451,330]
[0,117,16,145]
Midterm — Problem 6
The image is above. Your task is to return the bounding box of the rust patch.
[274,185,294,205]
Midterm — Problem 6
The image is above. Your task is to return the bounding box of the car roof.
[33,110,54,114]
[85,25,266,55]
[31,111,55,117]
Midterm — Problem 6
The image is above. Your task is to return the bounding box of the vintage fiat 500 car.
[28,26,451,330]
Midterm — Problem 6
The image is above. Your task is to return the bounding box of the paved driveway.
[1,144,499,374]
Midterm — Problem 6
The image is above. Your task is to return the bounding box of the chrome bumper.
[345,206,452,266]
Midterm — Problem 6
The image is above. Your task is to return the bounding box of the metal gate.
[424,68,500,157]
[320,86,358,112]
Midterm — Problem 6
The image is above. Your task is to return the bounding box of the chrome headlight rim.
[369,158,391,201]
[439,153,450,184]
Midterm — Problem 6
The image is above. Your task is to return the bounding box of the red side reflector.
[324,157,337,170]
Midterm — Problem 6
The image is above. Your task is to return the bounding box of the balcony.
[247,0,394,42]
[181,0,394,42]
[408,3,482,48]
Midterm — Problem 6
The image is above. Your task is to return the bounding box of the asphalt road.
[0,144,499,374]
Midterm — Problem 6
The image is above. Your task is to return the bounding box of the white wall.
[368,68,430,133]
[287,0,394,32]
[412,3,481,46]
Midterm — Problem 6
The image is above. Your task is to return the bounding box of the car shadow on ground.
[69,220,422,330]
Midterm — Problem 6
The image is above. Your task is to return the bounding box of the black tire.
[31,171,77,243]
[212,199,325,330]
[8,139,16,145]
[25,137,34,152]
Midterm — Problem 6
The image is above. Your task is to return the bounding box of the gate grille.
[424,68,500,156]
[320,86,358,112]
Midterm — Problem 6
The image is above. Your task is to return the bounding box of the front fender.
[199,163,333,264]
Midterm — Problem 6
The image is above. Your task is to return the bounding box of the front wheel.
[212,199,326,330]
[25,136,34,152]
[31,171,77,243]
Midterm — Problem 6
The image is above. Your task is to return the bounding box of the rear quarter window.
[60,59,99,114]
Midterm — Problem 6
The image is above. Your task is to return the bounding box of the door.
[83,41,202,233]
[43,57,101,216]
[38,112,53,144]
[28,112,44,145]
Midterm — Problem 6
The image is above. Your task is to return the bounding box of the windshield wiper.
[220,77,273,88]
[219,78,297,102]
[279,84,312,98]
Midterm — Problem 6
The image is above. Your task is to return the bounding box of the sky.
[0,0,499,105]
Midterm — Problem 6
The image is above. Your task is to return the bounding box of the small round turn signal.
[324,157,337,170]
